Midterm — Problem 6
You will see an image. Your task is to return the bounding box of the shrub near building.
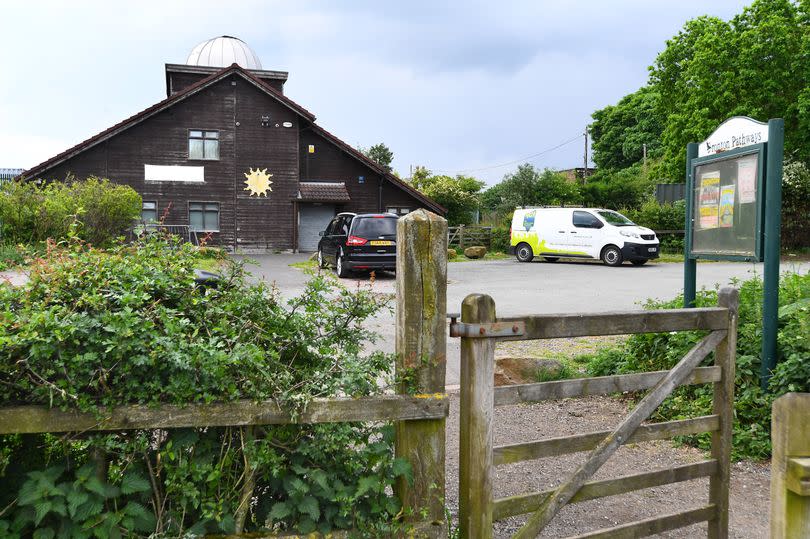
[0,237,407,536]
[0,177,141,246]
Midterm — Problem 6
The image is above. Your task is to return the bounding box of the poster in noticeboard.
[737,156,757,203]
[691,149,761,259]
[698,173,720,229]
[719,185,735,227]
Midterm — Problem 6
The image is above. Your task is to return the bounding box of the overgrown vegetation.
[581,271,810,460]
[588,0,810,248]
[0,237,409,536]
[0,177,141,246]
[410,167,485,225]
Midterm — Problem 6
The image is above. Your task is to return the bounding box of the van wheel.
[631,259,647,266]
[601,245,623,266]
[336,250,350,278]
[543,257,559,263]
[515,243,534,262]
[317,249,327,268]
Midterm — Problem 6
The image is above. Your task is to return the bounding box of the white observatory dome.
[186,36,262,70]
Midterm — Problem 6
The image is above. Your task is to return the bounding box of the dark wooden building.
[22,36,443,252]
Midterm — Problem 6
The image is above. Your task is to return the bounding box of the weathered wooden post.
[458,294,496,539]
[395,210,448,532]
[709,287,739,539]
[770,393,810,538]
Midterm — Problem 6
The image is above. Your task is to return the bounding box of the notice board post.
[762,118,784,388]
[683,142,699,308]
[683,116,783,389]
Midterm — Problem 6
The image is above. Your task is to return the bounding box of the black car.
[317,212,398,277]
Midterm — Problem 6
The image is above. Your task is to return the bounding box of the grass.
[449,251,511,263]
[497,335,626,383]
[290,259,318,270]
[194,257,227,272]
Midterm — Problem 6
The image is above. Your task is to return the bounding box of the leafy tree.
[361,143,394,170]
[590,86,664,171]
[409,167,484,225]
[480,164,581,216]
[649,0,807,178]
[581,164,651,210]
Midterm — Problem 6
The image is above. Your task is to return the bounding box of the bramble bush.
[0,237,409,537]
[0,177,141,246]
[583,271,810,460]
[622,199,685,253]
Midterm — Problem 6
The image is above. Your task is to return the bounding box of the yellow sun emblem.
[243,167,273,197]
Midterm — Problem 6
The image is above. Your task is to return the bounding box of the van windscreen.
[352,217,398,237]
[596,210,635,226]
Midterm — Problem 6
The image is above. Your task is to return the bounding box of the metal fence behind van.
[655,183,686,204]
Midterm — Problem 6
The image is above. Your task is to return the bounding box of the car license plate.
[648,247,657,252]
[369,240,393,246]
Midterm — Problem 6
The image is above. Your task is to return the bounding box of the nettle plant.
[0,237,409,537]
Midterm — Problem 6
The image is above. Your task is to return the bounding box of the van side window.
[573,211,601,228]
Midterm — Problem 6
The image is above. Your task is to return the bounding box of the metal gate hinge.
[448,315,525,338]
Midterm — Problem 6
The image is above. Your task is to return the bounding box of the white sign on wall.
[698,116,768,157]
[144,164,205,183]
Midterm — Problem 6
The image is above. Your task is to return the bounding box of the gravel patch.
[443,392,770,538]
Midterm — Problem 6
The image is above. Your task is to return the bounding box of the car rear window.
[351,216,398,237]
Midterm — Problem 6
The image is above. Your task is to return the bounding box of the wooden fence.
[770,393,810,538]
[450,288,739,538]
[0,210,450,538]
[448,225,492,249]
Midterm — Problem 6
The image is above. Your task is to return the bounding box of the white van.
[509,208,660,266]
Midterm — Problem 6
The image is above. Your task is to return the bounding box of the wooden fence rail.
[452,287,739,539]
[448,225,492,249]
[0,395,449,435]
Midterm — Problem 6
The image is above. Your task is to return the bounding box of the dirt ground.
[443,394,771,538]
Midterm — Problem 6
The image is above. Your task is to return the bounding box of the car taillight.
[346,236,367,246]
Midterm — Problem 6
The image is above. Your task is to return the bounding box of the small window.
[386,207,411,216]
[141,201,158,223]
[188,130,219,160]
[572,211,601,228]
[189,202,219,231]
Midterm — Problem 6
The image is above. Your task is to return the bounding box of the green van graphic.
[522,210,536,230]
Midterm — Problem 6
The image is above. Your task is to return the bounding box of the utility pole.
[643,143,648,174]
[582,126,589,184]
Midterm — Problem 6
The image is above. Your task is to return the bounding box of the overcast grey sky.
[1,0,749,184]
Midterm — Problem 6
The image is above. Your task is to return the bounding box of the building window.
[142,201,158,223]
[386,207,411,216]
[188,130,219,160]
[189,202,219,231]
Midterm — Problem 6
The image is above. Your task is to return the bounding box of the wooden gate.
[450,288,739,538]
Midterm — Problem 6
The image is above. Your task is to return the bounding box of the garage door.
[298,204,335,252]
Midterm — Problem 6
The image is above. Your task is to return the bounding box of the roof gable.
[23,64,315,179]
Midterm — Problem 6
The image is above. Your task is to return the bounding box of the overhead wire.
[431,132,585,175]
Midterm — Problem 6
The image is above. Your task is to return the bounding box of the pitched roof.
[298,181,351,202]
[307,123,446,214]
[21,63,445,215]
[22,64,315,179]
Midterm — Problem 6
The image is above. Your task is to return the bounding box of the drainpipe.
[378,174,384,212]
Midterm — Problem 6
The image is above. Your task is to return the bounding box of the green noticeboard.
[683,116,784,390]
[688,144,765,262]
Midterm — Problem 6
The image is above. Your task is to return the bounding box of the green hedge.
[0,238,407,536]
[584,271,810,460]
[0,177,141,246]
